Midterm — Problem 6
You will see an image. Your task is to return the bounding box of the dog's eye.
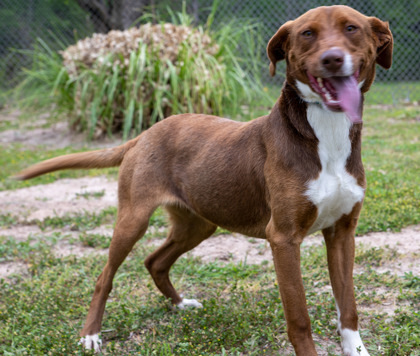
[302,30,313,38]
[346,25,357,33]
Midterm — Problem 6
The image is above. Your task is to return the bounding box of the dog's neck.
[271,82,317,140]
[268,81,365,183]
[271,81,364,138]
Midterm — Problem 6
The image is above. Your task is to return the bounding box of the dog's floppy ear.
[267,21,293,76]
[369,17,393,69]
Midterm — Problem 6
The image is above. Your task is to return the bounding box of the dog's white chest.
[305,105,364,235]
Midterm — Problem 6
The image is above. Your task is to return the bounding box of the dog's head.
[267,5,393,123]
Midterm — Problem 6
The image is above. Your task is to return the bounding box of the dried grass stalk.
[61,24,218,76]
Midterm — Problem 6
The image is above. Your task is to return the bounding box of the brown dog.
[16,5,393,355]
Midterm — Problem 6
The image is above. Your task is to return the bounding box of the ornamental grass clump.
[61,23,222,139]
[17,12,264,140]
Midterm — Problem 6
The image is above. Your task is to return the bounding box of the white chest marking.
[305,104,364,235]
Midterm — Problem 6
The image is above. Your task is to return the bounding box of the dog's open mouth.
[307,72,362,123]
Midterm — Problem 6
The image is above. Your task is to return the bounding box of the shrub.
[15,10,266,140]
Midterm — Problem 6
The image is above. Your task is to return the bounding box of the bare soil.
[0,109,123,149]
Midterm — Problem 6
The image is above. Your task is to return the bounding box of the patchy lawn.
[0,106,419,355]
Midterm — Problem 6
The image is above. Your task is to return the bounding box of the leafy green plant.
[0,213,18,228]
[79,233,111,249]
[75,190,105,200]
[14,7,267,140]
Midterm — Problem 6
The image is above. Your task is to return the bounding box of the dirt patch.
[0,176,118,221]
[0,261,28,279]
[0,109,122,149]
[355,226,420,276]
[53,240,109,259]
[0,122,123,149]
[190,234,272,264]
[0,225,46,241]
[357,226,420,255]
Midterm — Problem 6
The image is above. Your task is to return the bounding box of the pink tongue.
[329,76,362,123]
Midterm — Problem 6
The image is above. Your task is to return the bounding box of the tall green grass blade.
[89,99,99,138]
[123,99,135,140]
[137,102,144,132]
[206,0,222,29]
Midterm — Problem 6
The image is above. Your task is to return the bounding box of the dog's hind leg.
[80,204,154,352]
[144,205,217,307]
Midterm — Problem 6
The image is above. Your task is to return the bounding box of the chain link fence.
[1,0,419,103]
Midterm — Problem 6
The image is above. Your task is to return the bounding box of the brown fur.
[15,6,392,355]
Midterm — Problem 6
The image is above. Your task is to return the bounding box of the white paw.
[341,329,369,356]
[79,334,102,353]
[176,298,203,309]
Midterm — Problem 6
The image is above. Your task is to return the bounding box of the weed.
[149,207,167,228]
[0,213,18,228]
[79,233,110,249]
[0,235,37,262]
[35,207,117,231]
[215,227,231,236]
[355,247,399,267]
[75,190,105,200]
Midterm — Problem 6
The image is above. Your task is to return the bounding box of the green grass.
[358,105,420,234]
[0,144,119,191]
[78,233,112,249]
[0,234,58,263]
[35,207,116,231]
[0,119,19,132]
[75,189,105,200]
[365,81,420,105]
[0,232,418,355]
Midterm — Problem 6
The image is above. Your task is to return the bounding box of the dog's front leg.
[266,221,317,356]
[323,209,369,356]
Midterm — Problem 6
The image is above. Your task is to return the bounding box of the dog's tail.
[14,136,140,180]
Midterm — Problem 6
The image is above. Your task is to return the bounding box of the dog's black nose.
[321,49,345,72]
